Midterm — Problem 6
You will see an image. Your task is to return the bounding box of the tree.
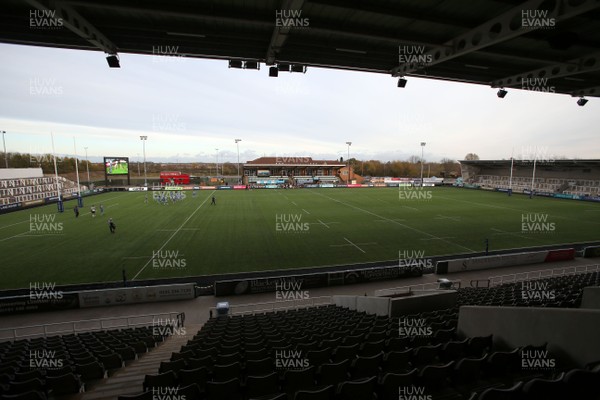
[464,153,480,161]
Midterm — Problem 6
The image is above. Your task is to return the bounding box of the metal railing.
[209,296,333,317]
[489,264,599,287]
[374,280,462,297]
[0,311,185,342]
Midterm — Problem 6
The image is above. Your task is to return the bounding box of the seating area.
[0,176,84,206]
[457,271,599,308]
[0,325,168,399]
[475,175,600,197]
[122,287,600,400]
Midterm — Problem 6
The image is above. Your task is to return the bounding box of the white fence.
[210,296,333,316]
[0,311,184,341]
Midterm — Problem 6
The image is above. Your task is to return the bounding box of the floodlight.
[106,54,120,68]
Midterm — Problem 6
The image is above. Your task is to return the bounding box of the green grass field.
[0,187,598,290]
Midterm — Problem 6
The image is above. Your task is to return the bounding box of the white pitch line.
[310,190,475,252]
[420,237,455,241]
[302,209,310,214]
[0,232,28,242]
[435,215,461,222]
[375,219,405,222]
[0,220,30,230]
[132,191,215,280]
[344,237,366,253]
[491,227,533,240]
[291,201,298,206]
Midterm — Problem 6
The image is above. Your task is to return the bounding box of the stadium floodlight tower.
[215,148,219,180]
[420,142,426,187]
[140,136,148,187]
[235,139,242,184]
[1,130,7,168]
[346,141,352,184]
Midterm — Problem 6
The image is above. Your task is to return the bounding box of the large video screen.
[104,157,129,175]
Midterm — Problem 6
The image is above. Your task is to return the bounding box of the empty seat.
[378,369,418,400]
[143,371,177,392]
[46,372,83,395]
[522,374,566,400]
[206,377,242,400]
[244,372,280,399]
[282,366,316,396]
[383,349,412,373]
[212,361,241,382]
[294,384,334,400]
[562,369,600,400]
[177,367,208,391]
[336,376,377,400]
[317,359,350,386]
[351,353,383,380]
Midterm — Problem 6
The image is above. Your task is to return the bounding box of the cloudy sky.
[0,42,598,164]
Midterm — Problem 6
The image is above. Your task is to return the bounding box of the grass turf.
[0,187,598,289]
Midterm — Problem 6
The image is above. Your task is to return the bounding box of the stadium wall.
[457,306,600,368]
[581,287,600,310]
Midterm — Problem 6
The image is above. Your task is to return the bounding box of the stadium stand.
[459,159,600,198]
[111,268,600,400]
[0,168,85,206]
[0,323,175,398]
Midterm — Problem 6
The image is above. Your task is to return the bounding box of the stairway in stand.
[68,323,202,400]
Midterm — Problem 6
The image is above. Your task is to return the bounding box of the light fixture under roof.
[166,32,206,38]
[397,77,407,88]
[577,97,588,106]
[497,88,507,98]
[335,48,367,54]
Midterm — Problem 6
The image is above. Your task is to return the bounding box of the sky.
[0,42,598,164]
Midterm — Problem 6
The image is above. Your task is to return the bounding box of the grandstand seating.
[0,176,86,206]
[114,268,600,400]
[474,175,600,197]
[0,325,169,398]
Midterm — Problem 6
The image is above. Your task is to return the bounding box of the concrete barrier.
[458,306,600,368]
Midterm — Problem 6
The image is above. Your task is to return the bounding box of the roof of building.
[245,157,345,166]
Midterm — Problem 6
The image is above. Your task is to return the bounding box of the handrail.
[209,296,332,317]
[489,264,599,287]
[0,311,185,342]
[374,280,461,297]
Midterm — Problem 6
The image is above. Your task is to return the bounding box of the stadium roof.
[245,157,345,166]
[459,159,600,168]
[2,0,600,98]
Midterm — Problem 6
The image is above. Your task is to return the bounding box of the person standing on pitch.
[90,205,96,218]
[74,205,79,218]
[100,204,104,216]
[211,195,216,205]
[108,218,116,234]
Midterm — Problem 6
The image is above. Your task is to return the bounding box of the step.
[61,324,204,400]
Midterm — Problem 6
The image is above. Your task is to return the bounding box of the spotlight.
[278,63,290,72]
[269,66,278,77]
[291,64,306,73]
[397,78,407,88]
[244,61,260,70]
[228,60,243,69]
[497,88,507,98]
[577,97,588,106]
[106,54,120,68]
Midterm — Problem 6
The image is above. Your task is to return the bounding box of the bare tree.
[464,153,480,161]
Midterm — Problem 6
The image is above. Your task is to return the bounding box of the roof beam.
[571,85,600,97]
[24,0,117,54]
[391,0,600,77]
[266,0,305,65]
[492,52,600,88]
